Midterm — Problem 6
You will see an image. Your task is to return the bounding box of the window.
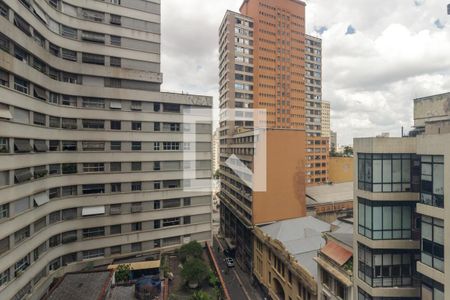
[62,185,77,197]
[358,243,416,287]
[14,77,29,94]
[62,208,77,220]
[82,184,105,194]
[82,227,105,238]
[62,141,77,151]
[14,47,28,63]
[110,224,121,234]
[422,276,444,300]
[62,73,79,84]
[14,226,30,244]
[49,43,60,56]
[421,156,444,208]
[110,204,121,215]
[421,216,444,272]
[131,182,142,191]
[163,103,180,113]
[154,122,160,131]
[110,162,121,172]
[62,48,77,61]
[0,2,8,18]
[358,153,420,193]
[82,141,105,151]
[110,14,121,25]
[111,183,121,192]
[83,98,105,108]
[82,248,104,259]
[83,119,105,129]
[111,245,121,255]
[81,31,105,43]
[163,236,180,247]
[33,58,46,73]
[163,142,180,151]
[163,199,180,208]
[131,101,142,111]
[358,198,414,240]
[153,103,160,112]
[0,204,8,219]
[183,198,191,206]
[0,137,9,153]
[131,242,142,252]
[14,255,30,276]
[82,53,105,65]
[33,112,46,126]
[163,217,180,227]
[154,220,160,229]
[154,182,161,190]
[153,142,160,151]
[81,9,104,22]
[110,57,121,67]
[49,211,61,224]
[105,78,121,88]
[61,25,77,39]
[111,141,121,151]
[183,216,191,224]
[154,200,160,210]
[0,69,8,87]
[49,234,61,247]
[61,118,77,129]
[47,141,60,155]
[132,122,142,131]
[83,163,105,172]
[62,163,77,174]
[0,269,9,287]
[49,116,60,128]
[131,202,142,213]
[62,230,77,244]
[110,35,121,46]
[132,142,141,151]
[131,222,142,231]
[131,162,142,171]
[153,161,160,171]
[14,15,31,36]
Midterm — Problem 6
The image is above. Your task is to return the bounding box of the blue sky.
[161,0,450,146]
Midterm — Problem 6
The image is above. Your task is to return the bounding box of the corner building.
[0,0,212,299]
[353,93,450,300]
[219,0,307,272]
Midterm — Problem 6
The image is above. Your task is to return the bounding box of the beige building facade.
[353,93,450,300]
[0,0,212,299]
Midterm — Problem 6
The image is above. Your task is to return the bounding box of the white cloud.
[161,0,450,145]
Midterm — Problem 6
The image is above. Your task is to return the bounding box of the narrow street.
[212,235,265,300]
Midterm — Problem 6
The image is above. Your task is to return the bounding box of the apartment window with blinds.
[0,1,8,18]
[32,57,46,73]
[0,269,9,287]
[83,119,105,129]
[33,112,46,126]
[105,78,121,88]
[111,141,121,151]
[62,73,79,84]
[110,57,121,67]
[49,43,60,56]
[81,31,105,43]
[82,9,104,22]
[111,183,121,193]
[14,226,30,244]
[82,98,105,108]
[163,142,180,151]
[131,101,142,111]
[82,53,105,65]
[110,224,121,234]
[62,185,77,197]
[83,163,105,172]
[14,14,31,36]
[163,218,180,227]
[62,163,77,174]
[132,122,142,131]
[62,49,77,61]
[110,14,121,25]
[61,95,77,106]
[49,164,60,175]
[131,182,142,191]
[131,222,142,231]
[82,227,105,238]
[0,204,8,219]
[33,31,45,48]
[132,142,141,151]
[163,199,180,209]
[61,25,77,39]
[0,69,8,87]
[82,184,105,194]
[14,255,30,276]
[421,216,444,272]
[111,120,121,130]
[14,77,29,94]
[62,141,77,152]
[82,141,105,151]
[131,162,142,171]
[82,248,104,259]
[62,118,77,129]
[110,35,121,46]
[49,140,60,151]
[49,117,60,128]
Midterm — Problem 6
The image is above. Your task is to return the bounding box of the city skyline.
[162,0,450,145]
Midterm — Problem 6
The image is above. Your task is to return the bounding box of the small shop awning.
[110,101,122,109]
[82,206,105,216]
[321,241,352,266]
[34,140,48,152]
[108,260,161,271]
[33,192,49,206]
[0,105,11,120]
[14,139,32,152]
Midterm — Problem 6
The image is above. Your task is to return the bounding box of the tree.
[208,269,219,287]
[190,290,212,300]
[179,241,203,263]
[181,258,208,288]
[343,146,353,157]
[115,264,131,283]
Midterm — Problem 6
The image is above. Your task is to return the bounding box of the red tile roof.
[321,241,352,266]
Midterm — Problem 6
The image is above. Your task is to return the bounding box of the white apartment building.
[0,0,212,299]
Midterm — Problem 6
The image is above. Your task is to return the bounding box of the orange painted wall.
[328,157,353,183]
[252,129,306,225]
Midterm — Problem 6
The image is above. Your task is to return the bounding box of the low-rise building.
[253,216,331,300]
[315,220,353,300]
[306,182,353,223]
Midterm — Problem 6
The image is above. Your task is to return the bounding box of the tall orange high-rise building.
[218,0,309,272]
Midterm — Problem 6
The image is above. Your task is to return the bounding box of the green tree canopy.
[181,258,208,285]
[179,241,203,263]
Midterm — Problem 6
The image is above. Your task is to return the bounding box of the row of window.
[358,243,418,288]
[1,138,196,154]
[421,216,444,272]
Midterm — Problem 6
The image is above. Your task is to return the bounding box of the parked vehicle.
[225,257,235,268]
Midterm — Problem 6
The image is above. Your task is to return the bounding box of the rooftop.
[45,271,112,300]
[306,182,353,205]
[260,216,331,278]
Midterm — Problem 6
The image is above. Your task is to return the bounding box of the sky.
[161,0,450,146]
